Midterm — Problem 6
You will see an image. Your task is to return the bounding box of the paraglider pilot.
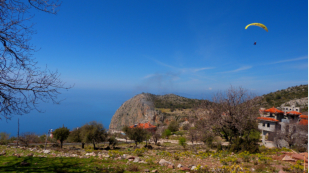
[254,42,256,45]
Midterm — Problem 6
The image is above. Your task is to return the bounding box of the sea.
[0,88,212,137]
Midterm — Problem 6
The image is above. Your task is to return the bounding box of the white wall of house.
[258,121,277,132]
[282,105,300,113]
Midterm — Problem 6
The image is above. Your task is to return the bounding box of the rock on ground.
[158,159,174,166]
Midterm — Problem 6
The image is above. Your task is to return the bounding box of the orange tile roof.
[257,117,279,122]
[264,107,284,114]
[300,115,308,119]
[286,111,302,115]
[129,122,156,129]
[299,119,308,126]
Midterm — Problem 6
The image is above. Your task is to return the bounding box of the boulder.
[128,156,135,159]
[43,150,50,154]
[133,157,140,162]
[158,159,173,166]
[191,166,197,170]
[139,161,147,164]
[277,139,289,148]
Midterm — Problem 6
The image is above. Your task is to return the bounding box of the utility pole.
[17,118,19,147]
[44,129,52,150]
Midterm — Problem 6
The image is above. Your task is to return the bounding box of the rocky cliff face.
[280,97,308,108]
[109,93,165,131]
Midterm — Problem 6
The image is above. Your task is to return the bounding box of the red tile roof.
[257,117,279,122]
[300,115,308,119]
[264,107,284,114]
[299,119,308,125]
[129,122,156,129]
[286,111,301,115]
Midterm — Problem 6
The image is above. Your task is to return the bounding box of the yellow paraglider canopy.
[245,23,268,32]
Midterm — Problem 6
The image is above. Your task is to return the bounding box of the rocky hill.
[108,93,206,131]
[258,84,308,110]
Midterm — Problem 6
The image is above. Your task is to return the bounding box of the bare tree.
[188,127,198,144]
[19,132,40,147]
[274,122,308,150]
[151,126,164,145]
[0,0,71,120]
[198,86,261,152]
[195,119,215,147]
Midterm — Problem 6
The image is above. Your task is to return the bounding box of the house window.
[296,109,298,111]
[267,123,270,127]
[263,123,265,127]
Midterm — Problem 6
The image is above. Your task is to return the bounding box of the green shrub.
[216,142,222,151]
[282,167,291,172]
[178,137,187,149]
[290,160,305,172]
[257,154,272,164]
[108,136,118,148]
[220,158,228,165]
[269,166,278,172]
[239,151,251,162]
[133,148,147,157]
[145,158,155,164]
[162,129,171,139]
[168,121,179,132]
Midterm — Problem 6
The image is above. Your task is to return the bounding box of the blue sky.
[1,1,308,135]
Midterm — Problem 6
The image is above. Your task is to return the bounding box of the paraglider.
[245,23,267,45]
[245,23,268,32]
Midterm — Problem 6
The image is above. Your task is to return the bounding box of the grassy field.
[0,143,306,173]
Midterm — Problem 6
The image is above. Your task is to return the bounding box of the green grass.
[0,156,128,173]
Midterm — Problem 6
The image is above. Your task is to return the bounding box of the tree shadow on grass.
[0,156,95,172]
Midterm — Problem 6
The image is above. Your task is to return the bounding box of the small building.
[257,106,305,147]
[257,117,279,144]
[129,122,157,133]
[282,105,301,114]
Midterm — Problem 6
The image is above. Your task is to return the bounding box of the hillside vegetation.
[145,93,206,110]
[259,84,308,110]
